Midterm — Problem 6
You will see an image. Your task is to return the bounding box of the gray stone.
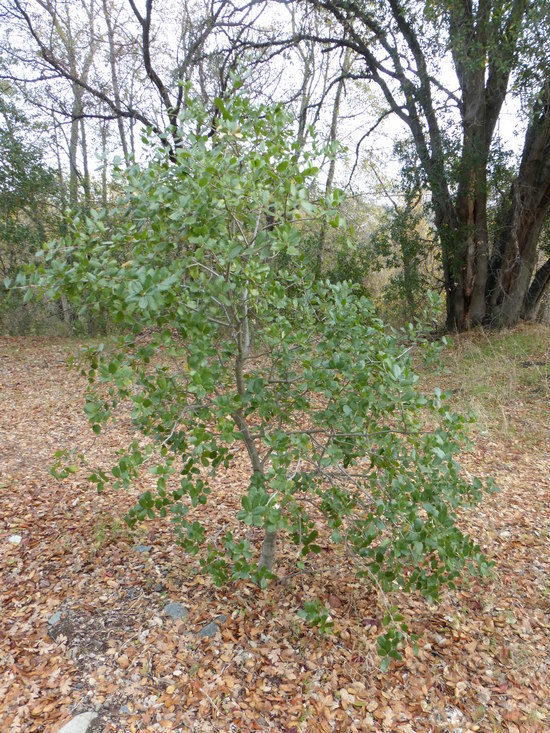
[56,712,98,733]
[134,545,152,554]
[197,615,227,639]
[164,602,188,620]
[120,705,131,714]
[197,621,219,638]
[48,611,63,626]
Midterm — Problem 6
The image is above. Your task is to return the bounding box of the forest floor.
[0,325,549,733]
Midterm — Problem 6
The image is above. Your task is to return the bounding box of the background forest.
[1,0,549,333]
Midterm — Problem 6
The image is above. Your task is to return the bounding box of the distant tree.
[3,0,255,156]
[27,92,492,665]
[0,90,61,329]
[0,91,58,281]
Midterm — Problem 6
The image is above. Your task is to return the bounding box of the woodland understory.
[1,329,549,732]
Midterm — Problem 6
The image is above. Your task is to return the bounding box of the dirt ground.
[1,336,549,732]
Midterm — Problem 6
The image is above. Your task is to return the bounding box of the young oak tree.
[28,91,492,663]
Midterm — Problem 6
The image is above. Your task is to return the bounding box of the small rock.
[134,545,152,554]
[198,621,219,638]
[120,704,131,714]
[48,611,63,626]
[197,615,227,639]
[8,534,22,545]
[153,583,166,593]
[56,712,98,733]
[117,653,130,669]
[164,602,188,620]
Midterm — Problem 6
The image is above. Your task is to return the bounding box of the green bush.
[26,90,492,665]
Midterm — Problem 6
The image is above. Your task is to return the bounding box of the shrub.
[26,90,492,665]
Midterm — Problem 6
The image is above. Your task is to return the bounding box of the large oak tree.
[294,0,550,328]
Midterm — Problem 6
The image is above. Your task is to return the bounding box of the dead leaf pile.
[0,336,548,732]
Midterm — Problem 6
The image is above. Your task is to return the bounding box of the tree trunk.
[259,531,277,572]
[233,342,278,577]
[521,256,550,321]
[317,46,350,273]
[487,84,550,326]
[69,82,83,206]
[442,166,490,330]
[102,0,130,164]
[100,121,108,208]
[80,116,91,209]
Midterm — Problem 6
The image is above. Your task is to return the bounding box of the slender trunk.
[52,112,68,211]
[102,0,130,163]
[259,531,277,572]
[233,325,276,574]
[317,47,350,273]
[100,122,108,208]
[69,82,82,206]
[296,51,314,148]
[80,116,91,209]
[129,112,136,158]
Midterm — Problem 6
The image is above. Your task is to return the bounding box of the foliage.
[322,235,372,298]
[0,96,58,273]
[25,92,493,665]
[370,199,439,323]
[0,92,62,332]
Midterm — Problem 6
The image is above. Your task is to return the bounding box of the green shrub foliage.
[28,91,492,665]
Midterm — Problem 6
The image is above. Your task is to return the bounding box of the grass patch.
[419,323,550,446]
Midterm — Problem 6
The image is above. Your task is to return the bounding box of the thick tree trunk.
[440,81,550,330]
[444,172,490,330]
[487,85,550,326]
[522,256,550,321]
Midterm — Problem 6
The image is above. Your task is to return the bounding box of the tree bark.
[102,0,130,164]
[522,256,550,321]
[259,531,277,572]
[487,83,550,326]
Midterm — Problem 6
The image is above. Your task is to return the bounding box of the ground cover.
[0,326,549,732]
